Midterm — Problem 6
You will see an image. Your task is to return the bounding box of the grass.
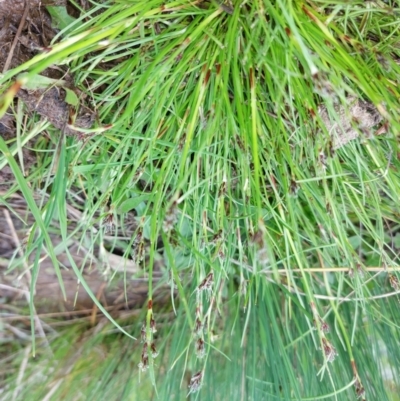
[1,0,400,399]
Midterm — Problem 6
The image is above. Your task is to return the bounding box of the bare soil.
[0,1,156,317]
[0,0,96,149]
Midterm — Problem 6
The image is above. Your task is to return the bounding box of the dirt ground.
[0,1,158,317]
[0,0,96,144]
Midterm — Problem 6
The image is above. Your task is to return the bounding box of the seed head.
[140,323,146,343]
[218,181,227,198]
[138,343,149,372]
[194,317,203,338]
[188,371,203,394]
[133,226,143,247]
[321,338,337,363]
[320,320,330,334]
[151,342,159,358]
[103,213,115,233]
[354,376,366,400]
[210,229,223,245]
[195,338,206,359]
[21,229,32,252]
[198,272,214,293]
[142,342,148,357]
[150,315,157,333]
[136,241,145,263]
[138,356,149,372]
[314,317,330,334]
[132,226,145,263]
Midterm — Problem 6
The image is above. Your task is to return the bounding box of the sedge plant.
[1,0,400,400]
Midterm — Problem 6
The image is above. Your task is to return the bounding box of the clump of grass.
[1,0,400,400]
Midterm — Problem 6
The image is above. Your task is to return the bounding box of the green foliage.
[46,5,77,31]
[1,0,400,399]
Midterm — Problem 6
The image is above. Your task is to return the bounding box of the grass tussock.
[1,0,400,400]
